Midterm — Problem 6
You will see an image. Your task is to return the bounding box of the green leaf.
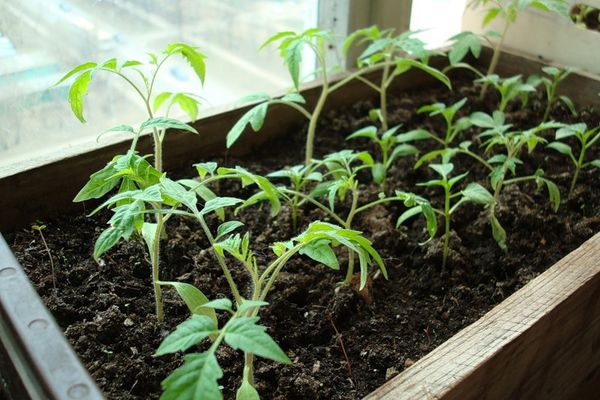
[153,92,173,112]
[68,70,93,122]
[543,178,561,212]
[160,353,223,400]
[73,161,120,202]
[54,62,97,86]
[141,222,158,260]
[389,144,418,164]
[236,378,260,400]
[299,239,339,270]
[448,31,481,65]
[140,117,198,134]
[201,197,244,216]
[201,298,234,312]
[216,221,245,241]
[346,126,378,141]
[160,178,199,213]
[483,7,501,27]
[121,60,143,68]
[224,317,290,363]
[372,163,386,185]
[396,59,451,90]
[155,316,217,356]
[93,227,121,261]
[462,183,494,205]
[396,129,432,143]
[159,281,217,326]
[281,93,305,104]
[590,159,600,169]
[193,162,218,178]
[173,93,200,121]
[260,31,295,50]
[430,163,454,179]
[165,43,207,84]
[285,38,304,90]
[558,95,577,116]
[547,142,574,161]
[490,214,507,252]
[227,102,269,148]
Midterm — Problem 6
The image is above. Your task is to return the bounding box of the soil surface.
[6,75,600,400]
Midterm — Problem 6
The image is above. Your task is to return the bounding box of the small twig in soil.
[32,224,56,291]
[329,316,355,388]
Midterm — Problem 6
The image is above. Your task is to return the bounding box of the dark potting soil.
[6,77,600,400]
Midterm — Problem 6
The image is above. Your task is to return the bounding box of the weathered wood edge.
[364,232,600,400]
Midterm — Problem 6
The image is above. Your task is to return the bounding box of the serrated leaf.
[448,31,481,65]
[173,93,200,121]
[224,317,290,363]
[156,315,217,356]
[68,70,93,122]
[54,62,97,86]
[166,43,207,84]
[299,239,339,270]
[161,178,198,213]
[73,161,120,202]
[160,353,223,400]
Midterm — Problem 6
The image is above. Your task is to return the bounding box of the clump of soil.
[6,77,600,399]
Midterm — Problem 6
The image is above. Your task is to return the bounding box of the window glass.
[0,0,318,169]
[410,0,468,47]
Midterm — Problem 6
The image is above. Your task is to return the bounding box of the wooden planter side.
[0,235,104,400]
[365,232,600,400]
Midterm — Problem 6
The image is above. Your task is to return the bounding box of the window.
[0,0,318,169]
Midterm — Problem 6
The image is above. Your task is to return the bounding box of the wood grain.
[364,232,600,400]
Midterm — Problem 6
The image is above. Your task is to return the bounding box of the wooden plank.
[364,232,600,400]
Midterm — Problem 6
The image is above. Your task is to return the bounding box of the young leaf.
[159,281,217,326]
[161,353,223,400]
[236,378,260,400]
[490,214,507,251]
[93,227,121,261]
[462,183,494,205]
[54,62,97,87]
[299,239,339,270]
[155,315,217,356]
[201,197,244,216]
[224,316,291,363]
[448,31,481,65]
[165,43,207,84]
[73,161,120,202]
[68,70,93,122]
[201,298,234,312]
[227,102,269,148]
[139,117,198,134]
[216,221,245,241]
